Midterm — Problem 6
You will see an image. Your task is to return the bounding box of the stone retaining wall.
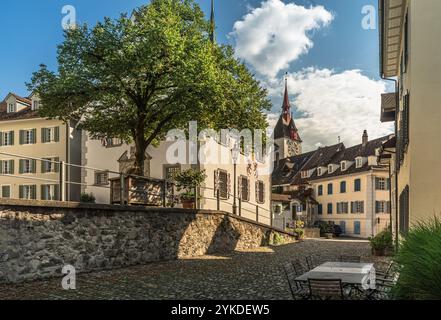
[0,200,296,284]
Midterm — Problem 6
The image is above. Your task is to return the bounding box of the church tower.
[274,75,302,160]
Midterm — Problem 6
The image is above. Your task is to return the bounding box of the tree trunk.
[133,132,147,176]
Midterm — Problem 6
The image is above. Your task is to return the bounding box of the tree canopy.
[28,0,271,174]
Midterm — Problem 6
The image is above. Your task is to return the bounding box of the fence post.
[217,189,220,211]
[59,161,66,202]
[163,180,167,208]
[120,173,125,206]
[194,187,198,210]
[256,205,259,223]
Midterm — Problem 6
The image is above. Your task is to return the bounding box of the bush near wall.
[392,218,441,300]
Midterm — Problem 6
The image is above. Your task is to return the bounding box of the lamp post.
[231,142,240,215]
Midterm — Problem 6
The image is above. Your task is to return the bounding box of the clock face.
[287,141,300,156]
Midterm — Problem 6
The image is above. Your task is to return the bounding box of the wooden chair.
[283,263,310,300]
[339,255,361,263]
[308,278,345,300]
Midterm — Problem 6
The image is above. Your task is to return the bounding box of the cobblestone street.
[0,239,390,300]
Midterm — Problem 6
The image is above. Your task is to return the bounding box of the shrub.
[369,228,393,253]
[294,228,304,240]
[392,218,441,300]
[174,169,207,200]
[272,233,285,245]
[80,193,96,203]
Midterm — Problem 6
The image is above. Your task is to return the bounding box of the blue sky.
[0,0,391,149]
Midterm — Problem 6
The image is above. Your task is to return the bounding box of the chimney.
[362,130,368,146]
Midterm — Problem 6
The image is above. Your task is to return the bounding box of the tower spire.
[210,0,215,43]
[282,72,290,121]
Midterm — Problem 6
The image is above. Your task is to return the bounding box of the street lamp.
[231,141,240,215]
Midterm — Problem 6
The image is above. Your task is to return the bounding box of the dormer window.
[341,161,347,171]
[356,157,363,168]
[301,170,308,179]
[317,167,322,176]
[328,164,334,174]
[32,100,39,110]
[7,103,15,113]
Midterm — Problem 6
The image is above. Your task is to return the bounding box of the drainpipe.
[379,0,399,251]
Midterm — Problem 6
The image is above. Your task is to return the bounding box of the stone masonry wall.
[0,200,295,284]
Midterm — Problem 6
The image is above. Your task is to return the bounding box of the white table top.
[295,262,375,285]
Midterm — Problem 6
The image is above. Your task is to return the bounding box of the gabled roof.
[0,93,40,122]
[273,134,392,186]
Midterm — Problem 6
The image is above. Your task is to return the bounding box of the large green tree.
[28,0,270,174]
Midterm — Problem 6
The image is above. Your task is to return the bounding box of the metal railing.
[0,150,273,225]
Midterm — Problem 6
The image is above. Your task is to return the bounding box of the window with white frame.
[19,159,35,174]
[1,131,14,146]
[20,185,36,200]
[341,161,347,171]
[355,157,363,168]
[256,180,265,204]
[376,201,391,214]
[239,176,250,202]
[328,164,334,174]
[215,169,229,199]
[351,201,364,214]
[42,157,59,173]
[32,100,40,110]
[0,160,14,174]
[375,177,388,190]
[20,129,36,145]
[41,184,59,201]
[42,127,59,143]
[301,170,308,179]
[8,103,15,113]
[317,167,322,176]
[1,185,11,198]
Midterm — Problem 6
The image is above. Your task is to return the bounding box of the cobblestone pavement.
[0,239,391,300]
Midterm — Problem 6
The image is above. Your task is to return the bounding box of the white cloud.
[231,0,333,78]
[267,68,393,152]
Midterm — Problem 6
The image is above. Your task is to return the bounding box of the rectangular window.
[19,185,37,200]
[341,162,346,171]
[354,221,361,235]
[19,159,36,174]
[354,179,361,192]
[339,221,346,234]
[375,178,387,190]
[239,176,250,202]
[351,201,365,214]
[318,185,323,196]
[33,100,40,110]
[20,129,37,145]
[95,171,109,186]
[376,201,391,214]
[41,184,59,201]
[340,181,346,193]
[404,12,409,71]
[327,203,333,215]
[164,165,181,181]
[8,103,15,113]
[41,157,60,173]
[317,167,322,176]
[215,169,229,199]
[0,131,14,146]
[327,183,333,195]
[41,127,60,143]
[0,160,14,174]
[355,158,363,168]
[1,185,11,198]
[318,204,323,215]
[256,181,265,204]
[337,202,348,214]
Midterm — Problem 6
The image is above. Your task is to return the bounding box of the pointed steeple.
[210,0,215,43]
[282,73,291,122]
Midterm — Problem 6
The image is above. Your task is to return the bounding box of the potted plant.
[174,169,207,209]
[324,224,334,239]
[369,228,393,256]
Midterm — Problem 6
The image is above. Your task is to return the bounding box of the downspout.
[379,0,399,251]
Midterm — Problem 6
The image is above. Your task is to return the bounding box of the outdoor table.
[296,262,375,290]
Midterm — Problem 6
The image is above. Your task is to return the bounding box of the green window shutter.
[41,128,46,143]
[32,159,37,173]
[0,161,3,174]
[10,131,14,145]
[32,129,37,144]
[41,185,46,200]
[19,186,24,199]
[31,185,37,200]
[54,157,60,173]
[41,159,46,173]
[2,186,10,198]
[0,132,3,147]
[19,130,24,145]
[55,127,60,142]
[19,160,24,174]
[9,160,14,174]
[54,185,60,201]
